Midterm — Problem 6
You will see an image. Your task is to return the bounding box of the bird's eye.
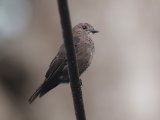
[82,25,87,29]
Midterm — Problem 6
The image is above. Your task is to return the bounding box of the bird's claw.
[79,78,83,87]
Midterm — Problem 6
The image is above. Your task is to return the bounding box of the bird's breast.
[75,40,94,74]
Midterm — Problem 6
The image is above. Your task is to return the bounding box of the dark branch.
[57,0,86,120]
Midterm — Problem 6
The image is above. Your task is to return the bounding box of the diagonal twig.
[57,0,86,120]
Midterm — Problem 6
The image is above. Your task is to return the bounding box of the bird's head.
[73,23,99,35]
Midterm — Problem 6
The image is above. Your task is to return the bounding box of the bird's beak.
[89,29,99,34]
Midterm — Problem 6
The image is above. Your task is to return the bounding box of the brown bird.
[28,23,99,103]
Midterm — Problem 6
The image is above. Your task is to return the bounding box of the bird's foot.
[79,78,83,87]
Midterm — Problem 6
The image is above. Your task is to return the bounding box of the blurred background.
[1,0,160,120]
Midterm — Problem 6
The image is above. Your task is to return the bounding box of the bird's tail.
[28,80,60,104]
[28,85,42,104]
[39,81,59,98]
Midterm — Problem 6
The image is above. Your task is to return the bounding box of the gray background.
[0,0,160,120]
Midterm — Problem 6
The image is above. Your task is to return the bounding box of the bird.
[28,23,99,104]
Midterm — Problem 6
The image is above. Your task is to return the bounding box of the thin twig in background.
[57,0,86,120]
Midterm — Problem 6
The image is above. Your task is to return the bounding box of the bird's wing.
[46,36,83,79]
[38,59,66,97]
[45,36,80,79]
[28,45,67,103]
[45,44,66,79]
